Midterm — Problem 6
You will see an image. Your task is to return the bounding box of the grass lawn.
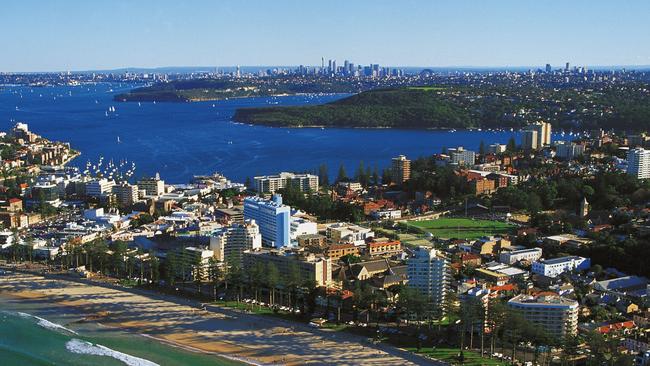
[407,218,515,240]
[406,347,506,366]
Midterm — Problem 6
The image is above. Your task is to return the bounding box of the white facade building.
[448,147,476,166]
[499,247,543,265]
[254,172,319,194]
[85,179,116,198]
[210,220,262,264]
[508,294,578,337]
[290,217,318,241]
[627,148,650,179]
[407,247,450,311]
[532,256,591,278]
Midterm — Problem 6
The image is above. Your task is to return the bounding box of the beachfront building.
[210,220,262,264]
[253,172,319,194]
[180,247,215,281]
[326,222,374,246]
[391,155,411,183]
[243,195,290,248]
[627,148,650,179]
[499,247,543,265]
[531,256,591,278]
[242,248,332,286]
[137,173,165,197]
[407,247,450,312]
[507,294,579,337]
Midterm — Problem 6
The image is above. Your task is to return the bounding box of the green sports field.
[407,218,515,239]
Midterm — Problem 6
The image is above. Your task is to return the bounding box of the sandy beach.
[0,270,439,365]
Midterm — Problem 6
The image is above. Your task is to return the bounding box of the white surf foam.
[66,338,160,366]
[17,312,78,334]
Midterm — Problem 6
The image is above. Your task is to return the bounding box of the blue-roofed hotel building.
[243,194,291,248]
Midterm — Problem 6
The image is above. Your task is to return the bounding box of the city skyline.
[2,0,650,72]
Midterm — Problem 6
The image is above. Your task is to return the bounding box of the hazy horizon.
[2,0,649,72]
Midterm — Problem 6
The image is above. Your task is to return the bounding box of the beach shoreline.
[0,269,440,365]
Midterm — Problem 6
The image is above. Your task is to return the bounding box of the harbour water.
[0,83,524,183]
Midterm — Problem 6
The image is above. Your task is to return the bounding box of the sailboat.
[117,136,121,144]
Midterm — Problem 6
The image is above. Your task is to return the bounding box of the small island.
[233,85,650,130]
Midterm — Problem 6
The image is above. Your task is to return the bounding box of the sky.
[1,0,649,72]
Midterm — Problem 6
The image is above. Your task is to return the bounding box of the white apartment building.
[85,178,116,198]
[532,256,591,278]
[499,247,543,265]
[627,148,650,179]
[137,173,165,196]
[448,147,476,166]
[290,217,318,241]
[112,182,139,206]
[254,172,319,193]
[242,248,332,286]
[487,143,507,154]
[210,220,262,264]
[326,222,374,246]
[555,141,585,160]
[181,247,215,281]
[407,247,450,311]
[507,294,579,337]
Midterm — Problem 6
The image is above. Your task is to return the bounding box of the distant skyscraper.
[565,62,570,71]
[545,63,552,73]
[627,148,650,179]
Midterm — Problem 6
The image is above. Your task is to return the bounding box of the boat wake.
[66,338,160,366]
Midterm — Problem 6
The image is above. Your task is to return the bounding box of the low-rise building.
[508,294,579,338]
[366,238,402,258]
[242,248,332,286]
[531,256,591,278]
[254,172,318,194]
[499,247,543,265]
[326,222,374,246]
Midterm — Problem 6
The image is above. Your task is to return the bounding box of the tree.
[266,263,280,306]
[318,164,329,187]
[336,163,348,183]
[506,137,517,152]
[207,257,221,301]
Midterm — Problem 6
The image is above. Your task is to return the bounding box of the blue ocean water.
[0,83,524,183]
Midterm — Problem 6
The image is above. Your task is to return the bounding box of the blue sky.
[1,0,649,72]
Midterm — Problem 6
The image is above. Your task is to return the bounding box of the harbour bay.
[0,83,523,183]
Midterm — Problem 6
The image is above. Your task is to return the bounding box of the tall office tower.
[407,247,450,312]
[391,155,411,183]
[243,194,291,248]
[521,130,539,151]
[627,148,650,179]
[565,62,570,71]
[545,64,552,73]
